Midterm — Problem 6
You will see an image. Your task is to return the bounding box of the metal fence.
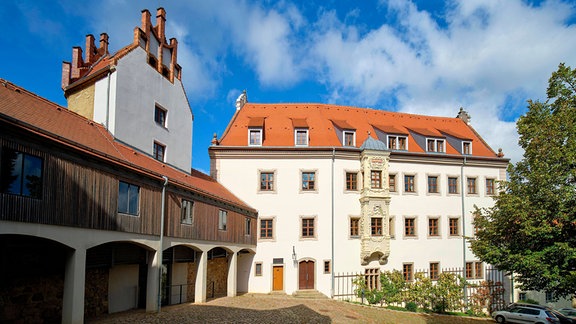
[334,266,507,312]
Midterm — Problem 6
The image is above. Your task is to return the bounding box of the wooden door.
[298,260,315,290]
[272,266,283,291]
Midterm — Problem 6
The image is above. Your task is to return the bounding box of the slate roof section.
[360,137,388,151]
[218,103,501,158]
[0,79,255,213]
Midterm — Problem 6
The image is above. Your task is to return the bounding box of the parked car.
[559,308,576,320]
[492,305,560,323]
[504,303,574,324]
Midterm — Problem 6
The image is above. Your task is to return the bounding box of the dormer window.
[295,129,309,146]
[249,128,262,146]
[426,138,445,153]
[462,141,472,155]
[344,131,356,147]
[387,135,408,150]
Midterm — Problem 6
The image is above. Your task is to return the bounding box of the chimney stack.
[99,33,109,56]
[85,34,96,64]
[141,9,151,34]
[156,8,166,40]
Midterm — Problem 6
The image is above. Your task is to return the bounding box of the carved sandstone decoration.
[360,150,391,265]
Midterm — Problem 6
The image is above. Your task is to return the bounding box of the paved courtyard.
[87,294,493,323]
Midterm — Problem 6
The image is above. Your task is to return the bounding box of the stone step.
[292,290,329,299]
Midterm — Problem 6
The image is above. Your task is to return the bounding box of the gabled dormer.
[248,117,265,146]
[407,128,446,154]
[331,120,356,147]
[292,118,309,146]
[372,125,409,151]
[439,129,473,156]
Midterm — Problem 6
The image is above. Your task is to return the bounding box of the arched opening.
[237,249,255,294]
[161,245,197,305]
[206,247,229,299]
[85,242,150,317]
[0,234,71,323]
[298,260,315,290]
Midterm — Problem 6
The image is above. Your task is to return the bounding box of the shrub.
[406,301,418,312]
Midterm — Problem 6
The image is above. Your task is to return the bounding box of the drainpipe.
[331,147,335,298]
[105,65,115,130]
[461,156,467,307]
[158,176,168,312]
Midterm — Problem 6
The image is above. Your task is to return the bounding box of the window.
[346,172,358,191]
[153,142,165,162]
[388,135,407,150]
[350,217,359,237]
[428,218,439,237]
[430,262,439,280]
[518,292,527,301]
[371,170,382,189]
[324,260,331,274]
[545,291,554,303]
[463,141,472,155]
[426,138,445,152]
[118,181,140,215]
[260,172,274,191]
[301,218,315,238]
[466,261,483,279]
[295,129,309,146]
[486,178,495,195]
[404,175,415,193]
[343,131,355,146]
[154,105,167,127]
[466,262,473,278]
[475,262,483,279]
[0,148,43,199]
[245,217,251,235]
[301,171,316,191]
[427,176,438,193]
[449,218,459,236]
[260,219,273,239]
[389,174,396,192]
[371,217,383,236]
[365,268,380,290]
[404,218,416,237]
[255,262,263,276]
[249,128,262,146]
[389,216,395,238]
[181,199,194,224]
[403,263,413,281]
[448,177,459,194]
[467,177,477,194]
[218,210,227,230]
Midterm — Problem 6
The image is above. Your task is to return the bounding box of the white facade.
[91,47,193,172]
[212,148,507,297]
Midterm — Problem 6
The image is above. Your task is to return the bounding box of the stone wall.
[186,261,197,302]
[84,267,109,318]
[0,274,63,323]
[207,257,228,297]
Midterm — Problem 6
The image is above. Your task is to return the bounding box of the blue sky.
[2,0,576,173]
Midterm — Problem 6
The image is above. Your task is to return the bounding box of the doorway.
[272,266,283,291]
[298,260,315,290]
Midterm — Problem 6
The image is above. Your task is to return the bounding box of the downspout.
[105,65,116,130]
[158,176,168,312]
[331,147,335,298]
[461,156,467,307]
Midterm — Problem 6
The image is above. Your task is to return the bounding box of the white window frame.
[426,138,445,153]
[294,128,309,146]
[218,210,228,231]
[462,141,472,155]
[343,130,356,147]
[248,128,263,146]
[153,141,166,162]
[387,135,408,150]
[181,199,194,225]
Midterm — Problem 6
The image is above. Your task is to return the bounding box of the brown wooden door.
[272,266,283,291]
[298,260,315,290]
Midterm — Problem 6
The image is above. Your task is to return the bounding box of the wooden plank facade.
[0,122,257,245]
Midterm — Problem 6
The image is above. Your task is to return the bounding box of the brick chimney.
[141,9,151,34]
[70,46,83,80]
[99,33,109,56]
[85,34,96,64]
[156,8,166,41]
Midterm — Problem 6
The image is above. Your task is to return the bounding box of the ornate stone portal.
[359,138,391,265]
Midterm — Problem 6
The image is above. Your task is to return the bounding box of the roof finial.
[457,107,471,124]
[497,148,505,158]
[211,133,219,146]
[235,90,247,111]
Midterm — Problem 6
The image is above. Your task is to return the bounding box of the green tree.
[380,270,406,305]
[470,63,576,299]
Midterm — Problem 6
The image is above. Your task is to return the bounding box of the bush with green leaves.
[407,272,434,310]
[430,273,465,313]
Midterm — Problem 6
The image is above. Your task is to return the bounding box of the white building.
[210,95,509,298]
[62,8,193,172]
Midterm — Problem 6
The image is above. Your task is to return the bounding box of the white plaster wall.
[108,264,139,313]
[169,263,188,305]
[215,154,506,297]
[96,48,193,171]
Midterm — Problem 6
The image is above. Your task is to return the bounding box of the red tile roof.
[218,103,501,158]
[0,79,255,213]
